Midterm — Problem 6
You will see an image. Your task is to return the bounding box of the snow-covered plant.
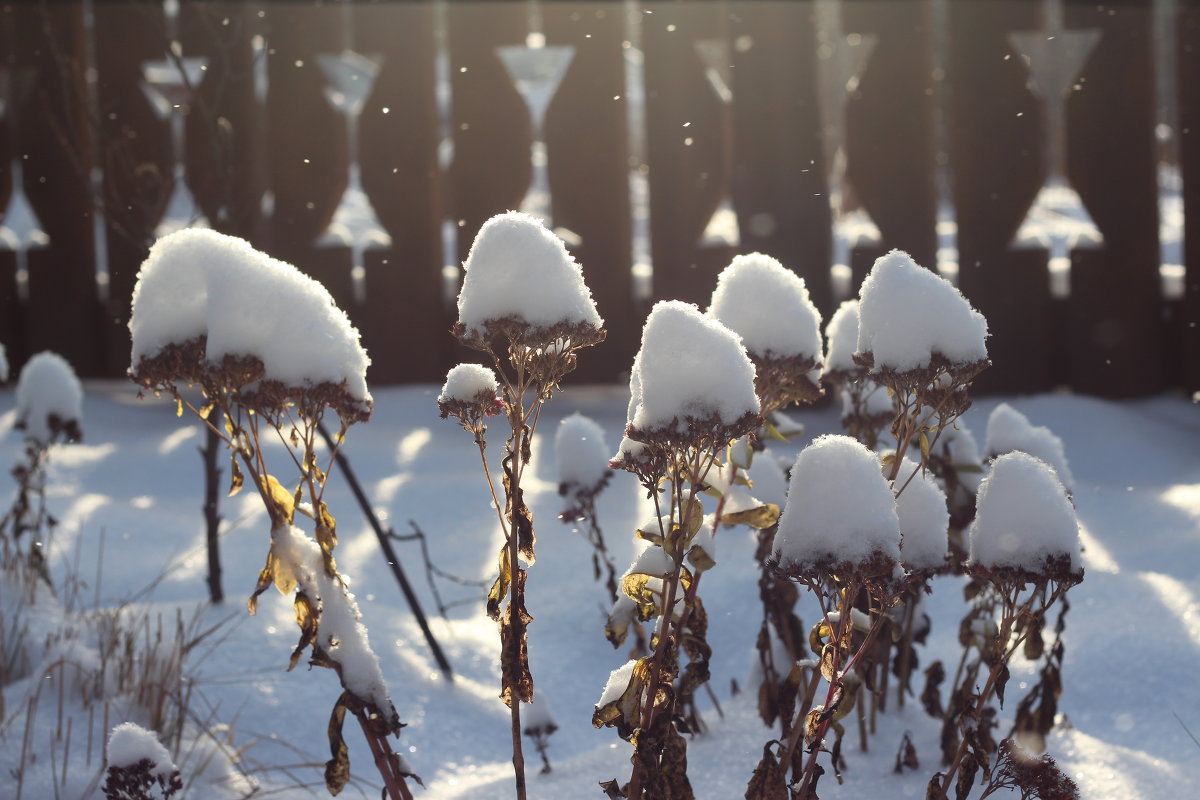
[821,300,895,450]
[128,229,416,800]
[597,300,762,799]
[522,693,559,775]
[441,212,604,800]
[103,722,182,800]
[760,434,906,796]
[1,351,83,595]
[855,250,988,486]
[708,253,824,415]
[555,413,618,603]
[931,452,1083,800]
[707,254,826,736]
[984,404,1074,493]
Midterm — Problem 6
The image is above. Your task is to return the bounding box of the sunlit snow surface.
[1,383,1198,799]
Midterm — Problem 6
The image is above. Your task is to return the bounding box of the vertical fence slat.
[643,0,734,308]
[263,3,351,307]
[544,2,634,382]
[0,4,23,364]
[730,0,832,316]
[842,0,937,285]
[948,0,1056,394]
[354,3,446,383]
[94,0,169,376]
[13,1,103,375]
[1066,1,1162,397]
[448,0,529,251]
[180,1,265,241]
[1181,0,1200,393]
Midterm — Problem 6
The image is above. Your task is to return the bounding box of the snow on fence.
[0,0,1197,396]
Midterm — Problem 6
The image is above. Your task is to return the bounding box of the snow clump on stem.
[708,253,824,410]
[773,435,900,580]
[454,211,604,352]
[16,351,83,444]
[891,457,950,573]
[555,412,611,493]
[128,228,371,423]
[855,250,988,390]
[984,403,1074,492]
[967,451,1082,582]
[622,300,760,448]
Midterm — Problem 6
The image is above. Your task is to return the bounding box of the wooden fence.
[0,0,1197,397]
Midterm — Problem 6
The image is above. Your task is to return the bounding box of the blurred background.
[0,0,1195,396]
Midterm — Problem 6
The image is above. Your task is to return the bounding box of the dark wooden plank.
[0,8,26,367]
[93,0,170,376]
[841,0,937,285]
[1065,0,1162,397]
[643,0,736,308]
[544,1,634,382]
[353,2,447,384]
[262,2,352,309]
[947,0,1055,393]
[11,0,104,376]
[730,1,833,317]
[179,0,266,241]
[1181,0,1200,393]
[447,0,529,253]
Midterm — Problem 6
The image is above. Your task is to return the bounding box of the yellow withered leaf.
[265,473,295,524]
[722,502,780,530]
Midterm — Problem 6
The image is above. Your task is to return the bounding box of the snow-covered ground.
[1,381,1198,799]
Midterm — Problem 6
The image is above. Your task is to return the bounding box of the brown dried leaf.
[290,592,320,671]
[323,694,350,796]
[745,743,789,800]
[486,546,510,621]
[247,555,273,615]
[662,726,694,800]
[228,458,245,498]
[499,568,534,708]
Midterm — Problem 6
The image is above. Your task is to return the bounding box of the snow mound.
[856,250,988,373]
[985,403,1074,491]
[555,413,611,490]
[106,722,177,775]
[628,301,759,435]
[775,435,900,575]
[457,212,602,336]
[438,363,500,404]
[129,229,370,407]
[822,300,861,376]
[16,351,83,444]
[892,458,950,571]
[707,252,822,361]
[967,452,1081,576]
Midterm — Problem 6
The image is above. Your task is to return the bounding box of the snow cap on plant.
[437,363,503,434]
[773,435,901,580]
[707,252,824,409]
[455,211,604,352]
[622,300,760,450]
[16,351,82,444]
[103,722,183,800]
[555,413,611,493]
[854,250,988,392]
[890,457,950,573]
[821,299,865,387]
[967,451,1082,583]
[128,228,372,423]
[984,403,1074,492]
